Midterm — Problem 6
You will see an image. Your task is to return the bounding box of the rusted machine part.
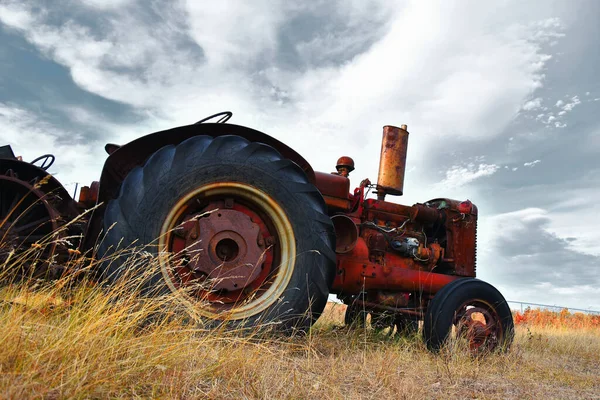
[416,243,444,269]
[166,193,278,306]
[373,290,410,307]
[335,156,355,177]
[352,299,424,318]
[0,174,60,273]
[314,171,352,212]
[78,181,100,208]
[314,171,350,200]
[410,203,444,224]
[376,125,409,200]
[331,215,358,253]
[340,262,460,293]
[182,209,265,291]
[455,300,503,352]
[363,198,444,226]
[332,238,460,294]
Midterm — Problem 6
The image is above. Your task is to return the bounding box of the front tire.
[97,135,336,332]
[422,278,514,354]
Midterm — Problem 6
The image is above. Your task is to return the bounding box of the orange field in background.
[513,307,600,329]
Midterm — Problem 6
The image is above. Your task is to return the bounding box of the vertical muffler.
[376,125,409,200]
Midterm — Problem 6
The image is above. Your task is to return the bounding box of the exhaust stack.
[376,124,409,200]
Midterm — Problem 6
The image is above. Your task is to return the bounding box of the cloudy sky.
[1,1,598,311]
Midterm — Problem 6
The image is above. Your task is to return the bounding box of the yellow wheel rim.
[158,182,296,321]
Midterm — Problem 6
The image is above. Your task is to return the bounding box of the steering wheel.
[30,154,55,171]
[195,111,233,125]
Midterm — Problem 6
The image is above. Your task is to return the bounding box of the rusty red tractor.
[0,112,514,353]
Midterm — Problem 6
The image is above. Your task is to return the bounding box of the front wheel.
[97,135,336,332]
[422,278,514,354]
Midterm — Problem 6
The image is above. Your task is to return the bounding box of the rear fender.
[83,123,316,251]
[97,123,315,204]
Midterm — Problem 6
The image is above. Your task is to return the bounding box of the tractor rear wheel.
[97,135,336,332]
[422,278,514,354]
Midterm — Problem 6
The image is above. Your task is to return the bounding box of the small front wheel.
[423,278,514,354]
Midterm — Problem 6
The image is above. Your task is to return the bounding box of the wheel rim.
[0,175,58,265]
[158,182,296,321]
[453,299,504,353]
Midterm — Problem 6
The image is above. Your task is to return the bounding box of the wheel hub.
[457,305,500,352]
[159,181,296,321]
[183,209,265,291]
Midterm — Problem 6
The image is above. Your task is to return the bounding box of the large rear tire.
[422,278,514,354]
[97,135,336,332]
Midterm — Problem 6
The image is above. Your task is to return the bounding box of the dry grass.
[1,272,599,400]
[1,204,598,399]
[514,307,600,329]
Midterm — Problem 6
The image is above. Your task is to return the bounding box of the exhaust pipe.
[376,124,409,200]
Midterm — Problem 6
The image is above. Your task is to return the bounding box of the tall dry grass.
[1,207,599,398]
[1,267,599,399]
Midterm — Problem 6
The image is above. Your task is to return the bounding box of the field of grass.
[1,271,599,400]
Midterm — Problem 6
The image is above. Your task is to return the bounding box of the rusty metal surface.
[332,239,460,294]
[164,190,279,307]
[376,125,409,199]
[314,171,350,200]
[455,300,503,353]
[331,215,358,253]
[335,156,355,177]
[322,195,352,212]
[184,209,265,291]
[423,198,478,276]
[78,181,99,208]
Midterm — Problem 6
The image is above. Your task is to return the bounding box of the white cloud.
[522,97,542,110]
[523,159,541,167]
[562,95,581,111]
[0,1,564,210]
[79,0,134,10]
[555,99,564,107]
[0,103,105,192]
[438,163,500,189]
[477,207,600,309]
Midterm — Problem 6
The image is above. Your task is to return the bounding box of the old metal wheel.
[453,300,504,353]
[423,278,514,354]
[98,135,336,332]
[158,182,296,321]
[0,175,58,276]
